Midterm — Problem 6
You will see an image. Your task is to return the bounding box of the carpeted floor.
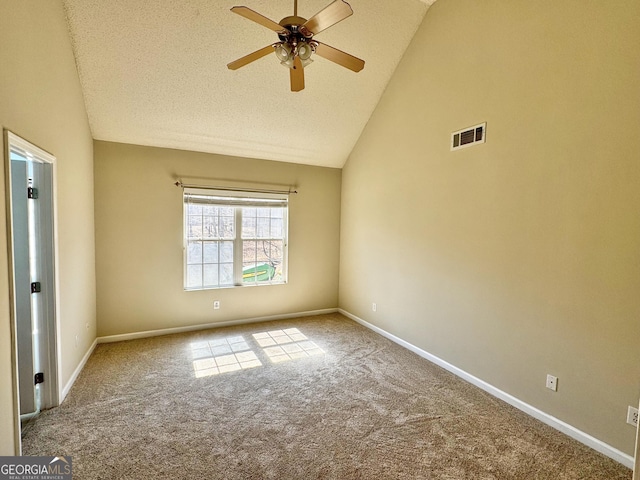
[22,313,632,479]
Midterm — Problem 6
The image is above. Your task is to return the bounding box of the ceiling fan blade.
[290,56,305,92]
[301,0,353,36]
[314,42,364,72]
[227,44,276,70]
[231,6,291,35]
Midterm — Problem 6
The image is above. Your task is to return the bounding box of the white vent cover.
[451,122,486,151]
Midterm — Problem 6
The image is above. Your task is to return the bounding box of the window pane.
[220,241,233,263]
[257,217,270,238]
[203,216,217,238]
[202,205,218,216]
[256,240,272,263]
[242,215,257,238]
[220,216,234,239]
[273,264,283,281]
[187,215,202,239]
[243,262,257,284]
[187,241,202,264]
[271,240,284,281]
[242,240,257,264]
[260,241,282,264]
[242,261,275,284]
[220,264,234,285]
[256,207,269,218]
[271,208,283,219]
[241,239,283,284]
[186,265,202,289]
[187,204,202,215]
[220,206,234,216]
[203,242,218,263]
[203,264,219,287]
[270,218,283,238]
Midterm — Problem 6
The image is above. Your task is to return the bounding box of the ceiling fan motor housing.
[277,16,316,66]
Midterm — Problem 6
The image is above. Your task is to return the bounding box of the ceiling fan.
[227,0,365,92]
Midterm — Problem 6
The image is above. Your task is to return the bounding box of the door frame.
[3,129,61,455]
[634,399,639,480]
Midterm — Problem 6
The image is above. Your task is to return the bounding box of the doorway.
[634,404,639,479]
[4,130,59,453]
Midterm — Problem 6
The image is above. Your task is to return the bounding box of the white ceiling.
[63,0,435,168]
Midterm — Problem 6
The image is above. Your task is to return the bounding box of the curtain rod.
[174,181,298,195]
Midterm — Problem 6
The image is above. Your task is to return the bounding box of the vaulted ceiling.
[63,0,436,168]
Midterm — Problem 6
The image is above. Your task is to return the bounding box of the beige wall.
[0,0,96,454]
[340,0,640,456]
[93,141,341,337]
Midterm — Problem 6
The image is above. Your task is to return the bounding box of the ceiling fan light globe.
[280,58,295,69]
[297,43,313,61]
[275,44,292,62]
[301,58,313,68]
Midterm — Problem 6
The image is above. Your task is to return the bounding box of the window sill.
[184,281,287,292]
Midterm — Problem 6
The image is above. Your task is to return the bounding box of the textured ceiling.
[63,0,435,168]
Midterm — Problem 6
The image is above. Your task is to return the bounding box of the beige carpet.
[22,313,631,479]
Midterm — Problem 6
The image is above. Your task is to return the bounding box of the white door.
[4,131,59,442]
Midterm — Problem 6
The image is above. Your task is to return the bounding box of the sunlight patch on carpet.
[191,335,263,377]
[191,328,324,377]
[255,328,325,363]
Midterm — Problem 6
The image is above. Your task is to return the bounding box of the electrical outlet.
[627,406,639,427]
[546,374,558,392]
[213,300,220,310]
[372,303,377,312]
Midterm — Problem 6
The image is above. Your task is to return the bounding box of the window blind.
[184,188,289,208]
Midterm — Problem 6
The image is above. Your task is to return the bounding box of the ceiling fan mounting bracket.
[279,16,307,28]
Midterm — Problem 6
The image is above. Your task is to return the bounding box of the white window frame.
[183,188,289,290]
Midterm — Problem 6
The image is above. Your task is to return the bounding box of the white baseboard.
[97,308,339,344]
[60,338,97,403]
[338,309,635,469]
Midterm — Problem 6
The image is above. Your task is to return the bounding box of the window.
[183,188,288,290]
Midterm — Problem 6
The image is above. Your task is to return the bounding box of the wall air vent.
[451,122,486,151]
